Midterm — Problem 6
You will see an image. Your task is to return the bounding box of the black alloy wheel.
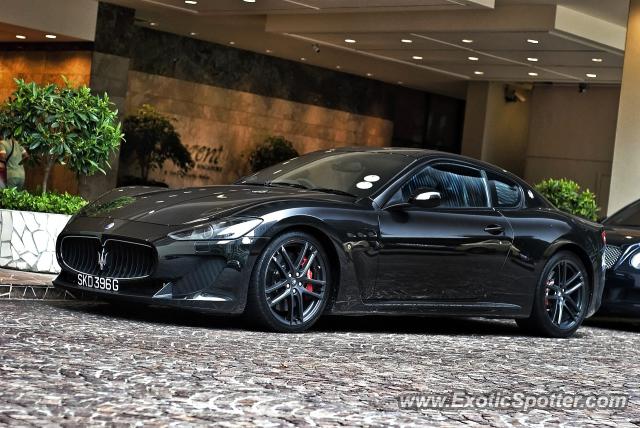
[246,232,331,332]
[517,251,590,338]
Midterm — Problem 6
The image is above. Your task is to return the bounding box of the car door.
[373,161,514,301]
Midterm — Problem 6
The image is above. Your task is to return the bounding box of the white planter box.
[0,209,70,274]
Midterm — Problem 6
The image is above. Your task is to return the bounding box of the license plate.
[77,274,119,292]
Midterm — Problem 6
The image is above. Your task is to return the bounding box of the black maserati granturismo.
[53,147,605,337]
[599,200,640,318]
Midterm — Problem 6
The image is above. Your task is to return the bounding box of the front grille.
[60,236,156,279]
[604,245,623,270]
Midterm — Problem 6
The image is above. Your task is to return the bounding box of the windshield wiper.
[265,181,309,190]
[310,187,357,198]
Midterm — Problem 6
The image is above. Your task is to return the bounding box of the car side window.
[486,171,522,208]
[390,163,489,208]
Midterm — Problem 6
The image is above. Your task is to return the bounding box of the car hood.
[604,224,640,247]
[81,185,354,226]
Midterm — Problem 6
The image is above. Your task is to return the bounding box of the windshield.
[239,150,414,198]
[605,200,640,227]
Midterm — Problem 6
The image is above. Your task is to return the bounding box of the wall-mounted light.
[45,34,57,39]
[15,35,26,39]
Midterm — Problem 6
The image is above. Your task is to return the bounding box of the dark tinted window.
[391,163,488,208]
[605,201,640,227]
[486,171,522,208]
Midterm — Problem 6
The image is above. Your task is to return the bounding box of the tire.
[245,231,332,332]
[516,251,590,338]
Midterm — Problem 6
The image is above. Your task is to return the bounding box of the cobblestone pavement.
[0,301,639,427]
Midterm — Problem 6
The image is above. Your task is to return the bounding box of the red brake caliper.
[302,257,313,292]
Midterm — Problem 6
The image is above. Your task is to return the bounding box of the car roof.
[332,146,514,172]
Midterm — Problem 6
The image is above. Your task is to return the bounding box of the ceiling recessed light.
[229,41,235,45]
[401,39,413,43]
[462,39,474,44]
[300,57,307,61]
[592,58,603,62]
[528,72,539,76]
[412,55,423,60]
[468,56,479,61]
[243,0,256,2]
[336,65,341,69]
[45,34,57,39]
[527,57,538,62]
[184,0,197,4]
[189,32,197,36]
[474,71,484,75]
[344,38,356,44]
[15,35,26,40]
[366,73,373,77]
[527,39,539,44]
[149,22,157,27]
[586,73,597,78]
[398,81,404,85]
[266,49,272,53]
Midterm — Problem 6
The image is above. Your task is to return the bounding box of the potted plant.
[0,78,121,273]
[248,136,299,172]
[0,78,122,193]
[119,104,194,187]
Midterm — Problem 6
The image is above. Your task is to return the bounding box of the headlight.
[168,218,262,241]
[630,253,640,269]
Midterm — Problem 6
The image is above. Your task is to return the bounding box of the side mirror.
[409,188,441,208]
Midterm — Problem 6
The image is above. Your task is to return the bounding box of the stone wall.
[0,209,70,274]
[123,71,394,187]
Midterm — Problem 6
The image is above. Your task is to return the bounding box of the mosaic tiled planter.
[0,209,70,274]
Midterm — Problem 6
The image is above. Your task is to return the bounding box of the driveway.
[0,301,637,426]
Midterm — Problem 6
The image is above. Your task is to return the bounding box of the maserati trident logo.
[97,247,109,271]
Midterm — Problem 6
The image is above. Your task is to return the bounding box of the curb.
[0,284,77,301]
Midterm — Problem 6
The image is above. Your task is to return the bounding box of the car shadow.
[49,300,596,338]
[585,317,640,333]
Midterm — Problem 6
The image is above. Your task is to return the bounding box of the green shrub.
[0,188,87,215]
[534,178,599,221]
[121,104,194,182]
[0,78,122,193]
[248,136,299,172]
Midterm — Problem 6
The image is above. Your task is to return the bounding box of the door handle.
[484,224,504,235]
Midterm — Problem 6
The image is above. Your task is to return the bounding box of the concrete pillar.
[77,2,134,201]
[608,0,640,214]
[461,82,530,177]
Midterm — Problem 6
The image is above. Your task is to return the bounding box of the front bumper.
[597,268,640,318]
[53,216,270,313]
